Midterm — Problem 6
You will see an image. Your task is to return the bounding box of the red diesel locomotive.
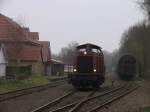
[68,43,105,88]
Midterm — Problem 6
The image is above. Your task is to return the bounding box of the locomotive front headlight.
[73,69,77,72]
[84,51,87,55]
[93,69,96,72]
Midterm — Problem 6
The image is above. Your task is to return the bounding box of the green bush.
[16,70,31,80]
[0,75,50,93]
[144,107,150,112]
[6,66,31,80]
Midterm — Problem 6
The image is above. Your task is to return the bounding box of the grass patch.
[48,75,67,81]
[0,75,50,93]
[144,107,150,112]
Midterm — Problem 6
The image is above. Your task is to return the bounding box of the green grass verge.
[0,75,50,93]
[48,75,67,80]
[144,107,150,112]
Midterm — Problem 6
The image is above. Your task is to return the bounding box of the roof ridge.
[0,14,41,46]
[0,14,21,28]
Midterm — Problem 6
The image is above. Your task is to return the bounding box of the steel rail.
[69,85,125,112]
[31,90,76,112]
[49,91,95,112]
[88,86,139,112]
[49,85,124,112]
[0,80,66,102]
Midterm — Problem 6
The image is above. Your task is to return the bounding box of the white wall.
[0,46,7,77]
[0,48,6,63]
[0,64,6,77]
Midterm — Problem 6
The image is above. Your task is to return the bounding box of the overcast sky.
[0,0,143,53]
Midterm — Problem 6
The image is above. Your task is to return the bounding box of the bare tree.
[4,16,27,65]
[120,22,150,78]
[14,15,26,27]
[58,41,79,64]
[6,25,26,65]
[3,23,28,79]
[103,50,119,73]
[51,54,60,60]
[138,0,150,22]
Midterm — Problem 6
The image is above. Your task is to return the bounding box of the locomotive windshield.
[75,43,103,73]
[77,56,93,73]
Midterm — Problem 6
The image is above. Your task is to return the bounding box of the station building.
[0,13,52,78]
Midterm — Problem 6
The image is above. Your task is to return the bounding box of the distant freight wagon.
[117,55,137,80]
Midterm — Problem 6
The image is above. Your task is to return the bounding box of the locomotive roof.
[77,43,101,49]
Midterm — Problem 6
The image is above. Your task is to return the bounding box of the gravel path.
[98,80,150,112]
[0,83,73,112]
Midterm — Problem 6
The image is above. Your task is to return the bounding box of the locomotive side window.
[78,48,86,52]
[92,48,97,53]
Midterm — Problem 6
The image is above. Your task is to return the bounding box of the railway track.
[30,83,138,112]
[31,90,76,112]
[88,86,138,112]
[31,89,96,112]
[70,84,138,112]
[50,86,125,112]
[0,80,66,102]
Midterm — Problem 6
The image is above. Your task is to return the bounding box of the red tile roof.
[0,14,40,46]
[0,14,51,63]
[0,14,25,40]
[29,32,39,40]
[20,47,42,61]
[39,41,51,62]
[18,41,51,62]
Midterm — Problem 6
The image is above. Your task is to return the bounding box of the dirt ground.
[99,80,150,112]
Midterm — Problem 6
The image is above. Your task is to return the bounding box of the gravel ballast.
[98,80,150,112]
[0,83,72,112]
